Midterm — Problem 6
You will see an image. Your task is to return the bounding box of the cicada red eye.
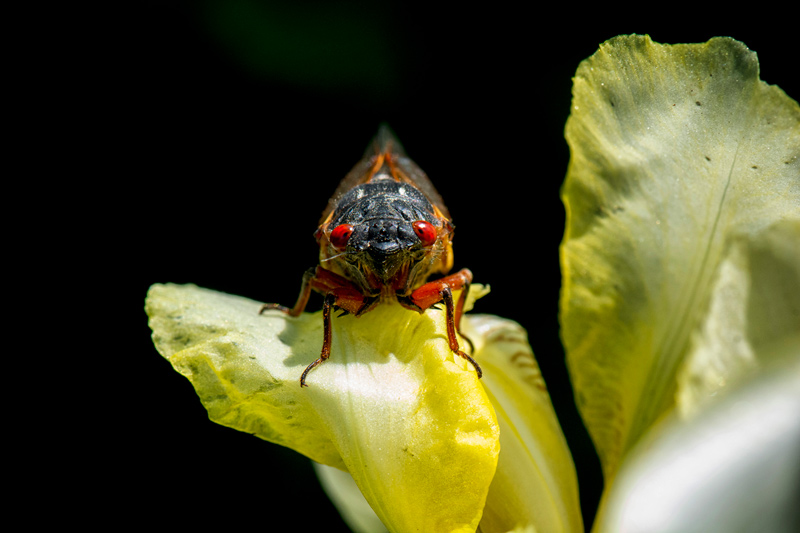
[412,220,437,246]
[329,223,354,249]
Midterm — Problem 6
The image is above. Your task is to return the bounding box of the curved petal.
[313,462,388,533]
[146,283,499,533]
[560,35,800,480]
[146,283,344,467]
[599,359,800,533]
[465,315,583,533]
[308,310,582,533]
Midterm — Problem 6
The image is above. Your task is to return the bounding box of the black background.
[100,2,800,531]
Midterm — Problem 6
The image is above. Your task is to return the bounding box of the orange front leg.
[259,266,377,387]
[259,267,316,317]
[401,268,482,378]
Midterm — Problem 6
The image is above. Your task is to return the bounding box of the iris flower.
[146,35,799,532]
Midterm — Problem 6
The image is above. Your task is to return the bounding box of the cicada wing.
[319,125,451,224]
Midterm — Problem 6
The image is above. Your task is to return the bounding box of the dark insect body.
[261,127,481,387]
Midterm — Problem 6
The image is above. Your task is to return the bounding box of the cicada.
[261,126,481,387]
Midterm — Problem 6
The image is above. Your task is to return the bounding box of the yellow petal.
[307,302,499,532]
[146,283,499,533]
[146,283,344,467]
[305,309,582,533]
[465,315,583,533]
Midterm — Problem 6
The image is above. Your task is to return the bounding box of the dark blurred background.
[107,1,799,530]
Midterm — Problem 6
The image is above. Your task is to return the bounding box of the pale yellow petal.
[464,315,582,533]
[146,283,499,533]
[313,462,388,533]
[560,35,800,481]
[146,283,344,467]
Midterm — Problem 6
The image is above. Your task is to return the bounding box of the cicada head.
[316,176,454,295]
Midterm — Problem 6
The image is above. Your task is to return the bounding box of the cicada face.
[315,130,455,297]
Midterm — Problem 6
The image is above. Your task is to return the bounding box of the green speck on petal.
[146,282,499,533]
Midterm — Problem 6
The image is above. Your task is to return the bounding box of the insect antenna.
[320,250,351,263]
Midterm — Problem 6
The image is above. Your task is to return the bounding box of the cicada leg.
[259,267,316,317]
[299,292,336,387]
[260,266,376,387]
[400,268,482,378]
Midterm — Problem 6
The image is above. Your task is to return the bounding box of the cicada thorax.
[316,171,454,299]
